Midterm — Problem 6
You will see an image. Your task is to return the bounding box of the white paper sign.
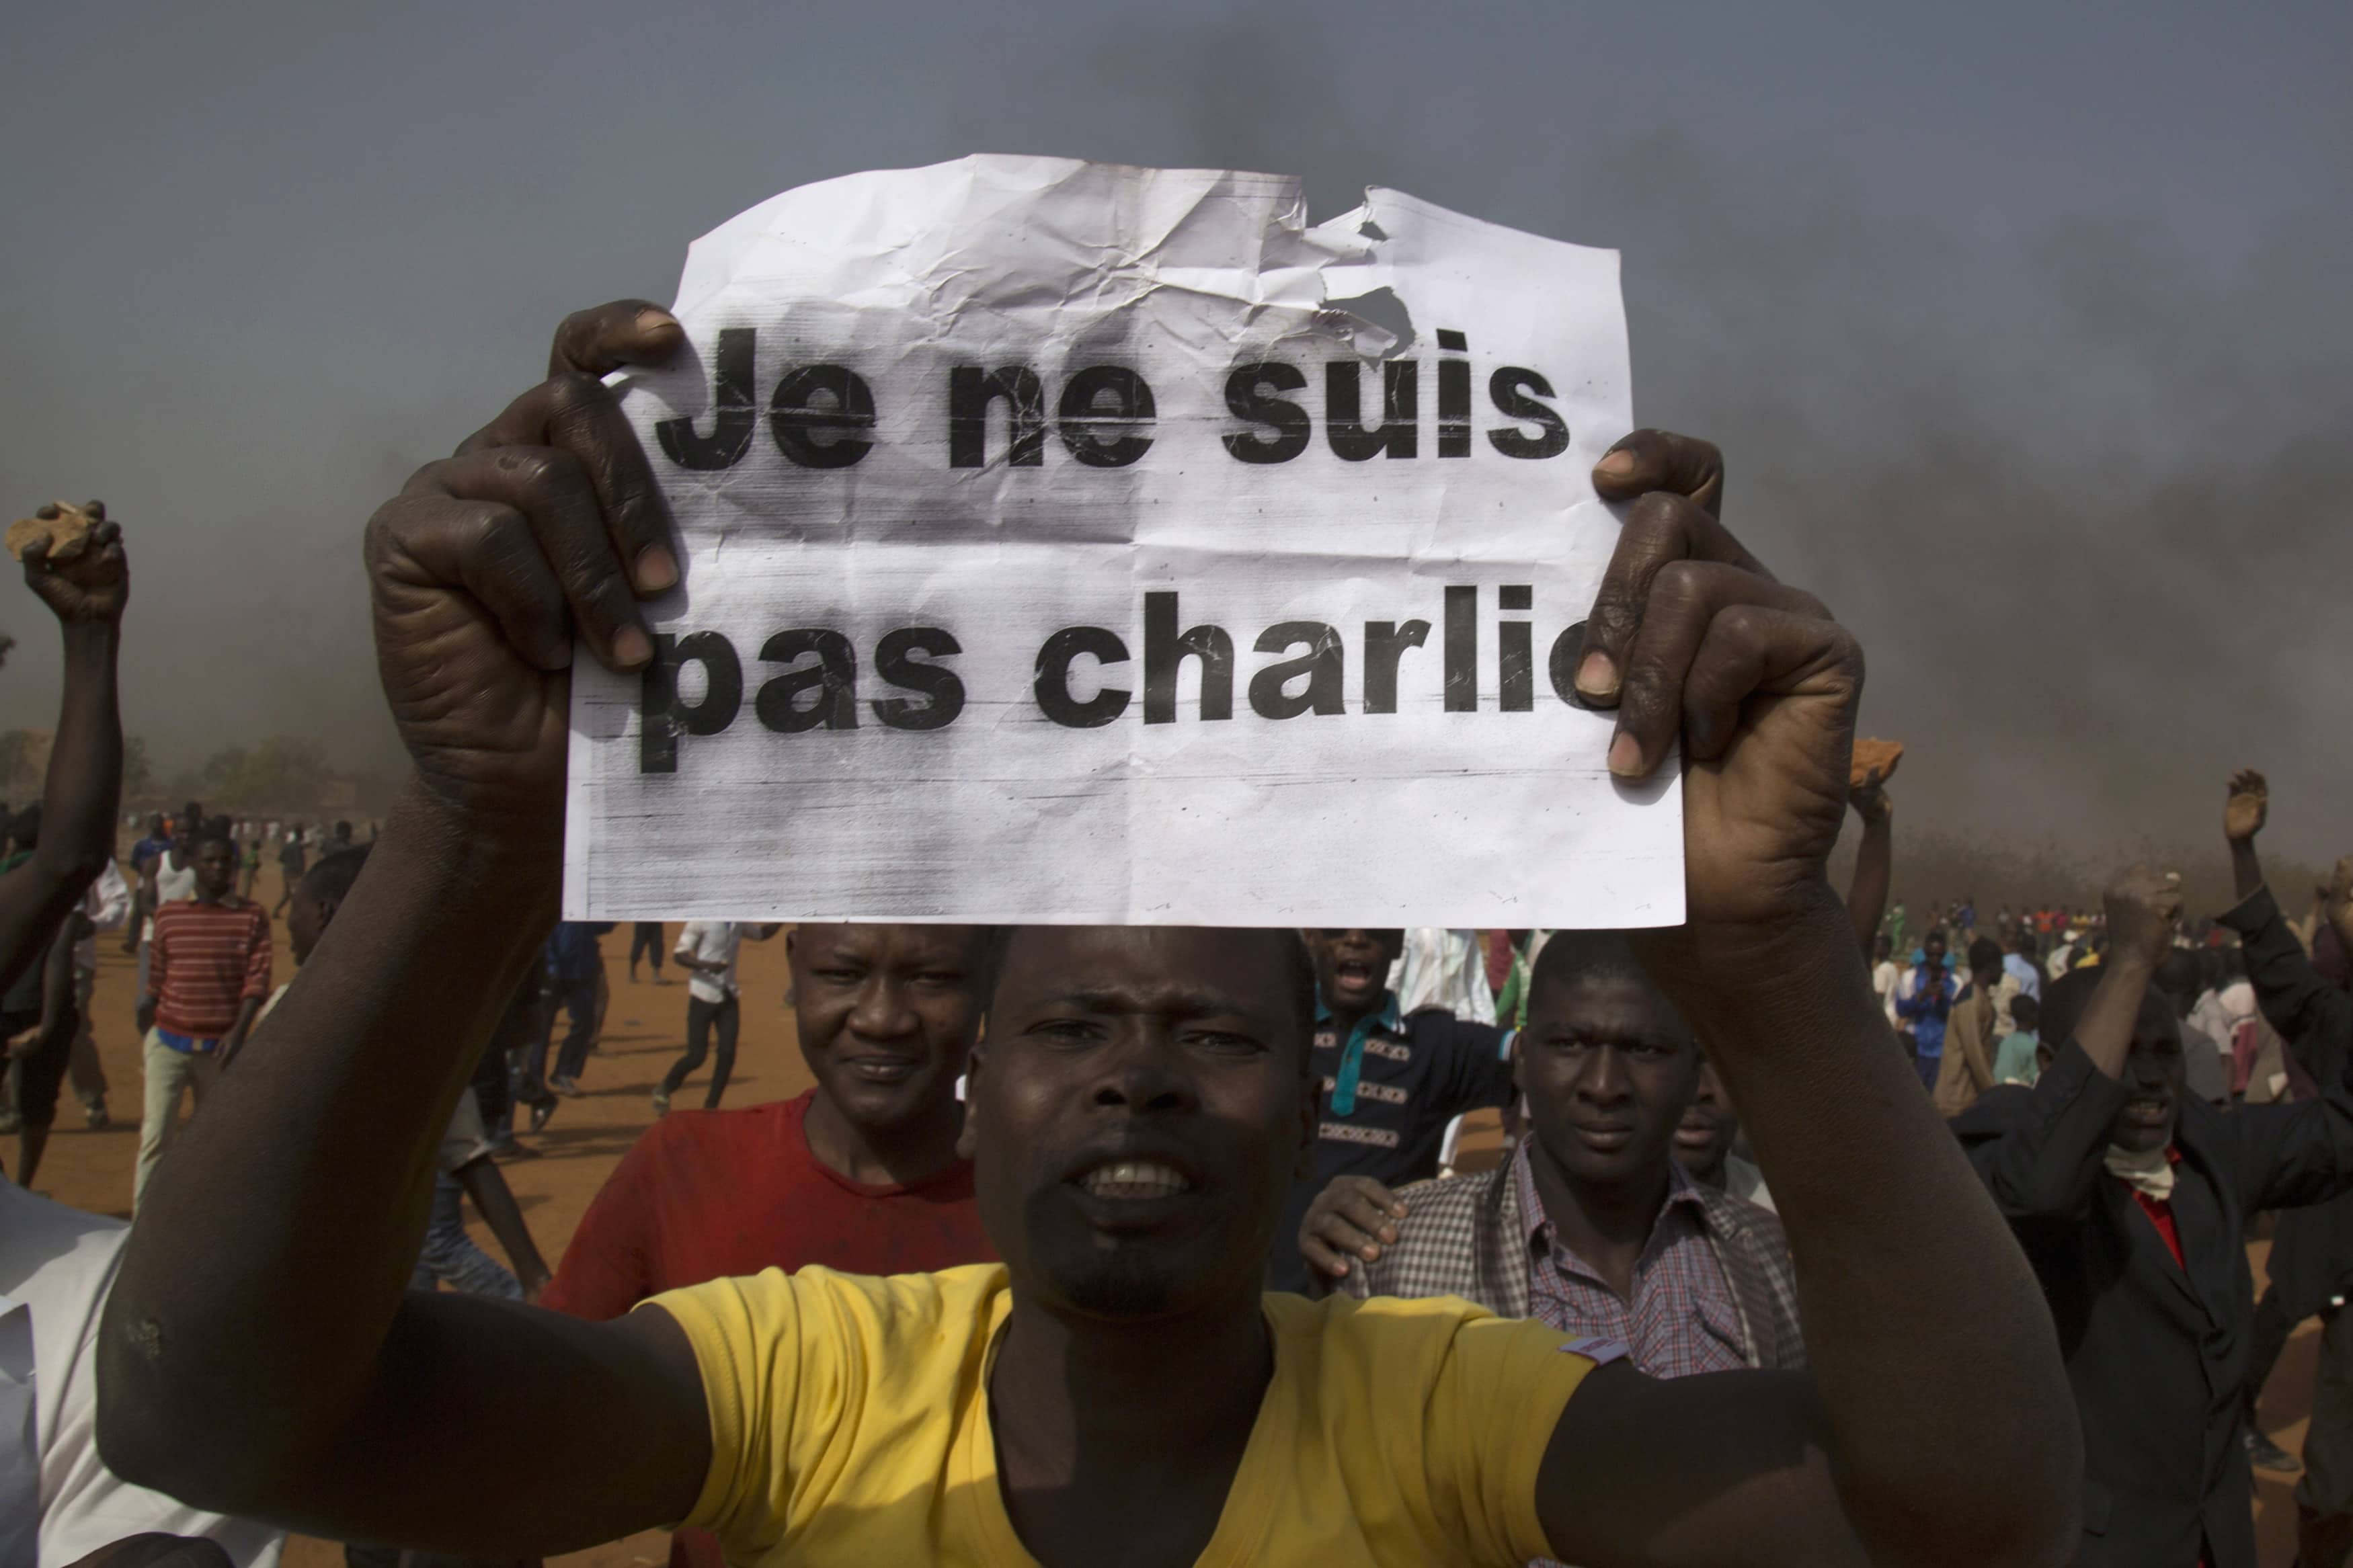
[563,155,1682,927]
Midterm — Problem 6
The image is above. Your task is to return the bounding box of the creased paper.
[563,155,1681,927]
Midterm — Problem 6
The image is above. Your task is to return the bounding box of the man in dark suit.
[2219,771,2353,1562]
[1954,860,2353,1568]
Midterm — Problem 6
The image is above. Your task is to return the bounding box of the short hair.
[194,829,237,856]
[302,845,372,905]
[982,926,1317,1046]
[2011,993,2040,1031]
[1967,938,2003,973]
[1529,928,1650,999]
[334,820,354,837]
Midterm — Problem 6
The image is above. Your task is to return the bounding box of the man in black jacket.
[2218,770,2353,1563]
[1954,861,2353,1568]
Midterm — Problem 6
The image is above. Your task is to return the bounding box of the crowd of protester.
[0,301,2346,1568]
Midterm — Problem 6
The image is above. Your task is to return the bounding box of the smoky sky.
[2,0,2348,860]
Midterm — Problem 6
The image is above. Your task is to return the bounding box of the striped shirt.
[1515,1139,1748,1380]
[146,899,273,1040]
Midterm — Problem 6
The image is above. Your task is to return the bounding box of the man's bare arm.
[124,854,157,956]
[1844,772,1892,957]
[458,1155,553,1296]
[97,307,714,1551]
[1540,461,2078,1568]
[0,511,126,991]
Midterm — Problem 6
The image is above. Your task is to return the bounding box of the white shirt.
[1872,960,1902,1025]
[675,921,744,1005]
[1392,928,1495,1022]
[74,862,130,973]
[141,849,200,946]
[2001,952,2042,1002]
[0,1179,283,1565]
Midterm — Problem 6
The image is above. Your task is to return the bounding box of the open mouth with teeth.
[1332,958,1377,991]
[1078,1160,1195,1200]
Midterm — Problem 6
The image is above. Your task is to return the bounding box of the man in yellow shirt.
[97,302,2080,1568]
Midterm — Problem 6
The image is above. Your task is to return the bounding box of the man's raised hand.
[23,501,128,624]
[1576,431,1858,945]
[1574,429,1757,706]
[364,300,684,829]
[2225,769,2268,844]
[2103,863,2183,967]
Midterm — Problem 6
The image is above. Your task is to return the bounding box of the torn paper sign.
[563,154,1681,927]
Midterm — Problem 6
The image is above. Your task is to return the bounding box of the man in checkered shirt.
[1301,928,1802,1376]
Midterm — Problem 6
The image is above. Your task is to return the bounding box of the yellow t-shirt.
[647,1262,1604,1567]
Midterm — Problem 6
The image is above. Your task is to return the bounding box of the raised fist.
[23,501,128,625]
[2224,769,2268,844]
[2102,863,2183,966]
[1576,432,1858,950]
[364,302,684,828]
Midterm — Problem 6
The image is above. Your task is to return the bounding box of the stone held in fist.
[1849,737,1903,790]
[7,500,95,564]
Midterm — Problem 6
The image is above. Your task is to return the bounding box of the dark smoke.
[3,2,2344,870]
[955,11,2353,866]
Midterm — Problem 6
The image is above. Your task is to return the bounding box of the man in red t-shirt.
[547,920,997,1312]
[545,921,996,1568]
[134,832,271,1209]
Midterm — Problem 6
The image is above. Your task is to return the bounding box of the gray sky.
[3,0,2348,860]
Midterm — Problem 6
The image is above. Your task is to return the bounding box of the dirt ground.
[17,860,2325,1566]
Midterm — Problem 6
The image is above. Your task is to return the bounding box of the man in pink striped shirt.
[134,831,272,1208]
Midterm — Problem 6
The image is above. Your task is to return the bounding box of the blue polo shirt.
[1269,991,1515,1292]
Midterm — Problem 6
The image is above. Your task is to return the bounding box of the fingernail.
[1608,733,1644,778]
[1575,650,1618,698]
[1595,448,1640,481]
[635,545,679,594]
[613,625,654,668]
[635,307,680,337]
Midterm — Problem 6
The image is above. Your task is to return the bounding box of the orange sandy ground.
[19,863,2323,1566]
